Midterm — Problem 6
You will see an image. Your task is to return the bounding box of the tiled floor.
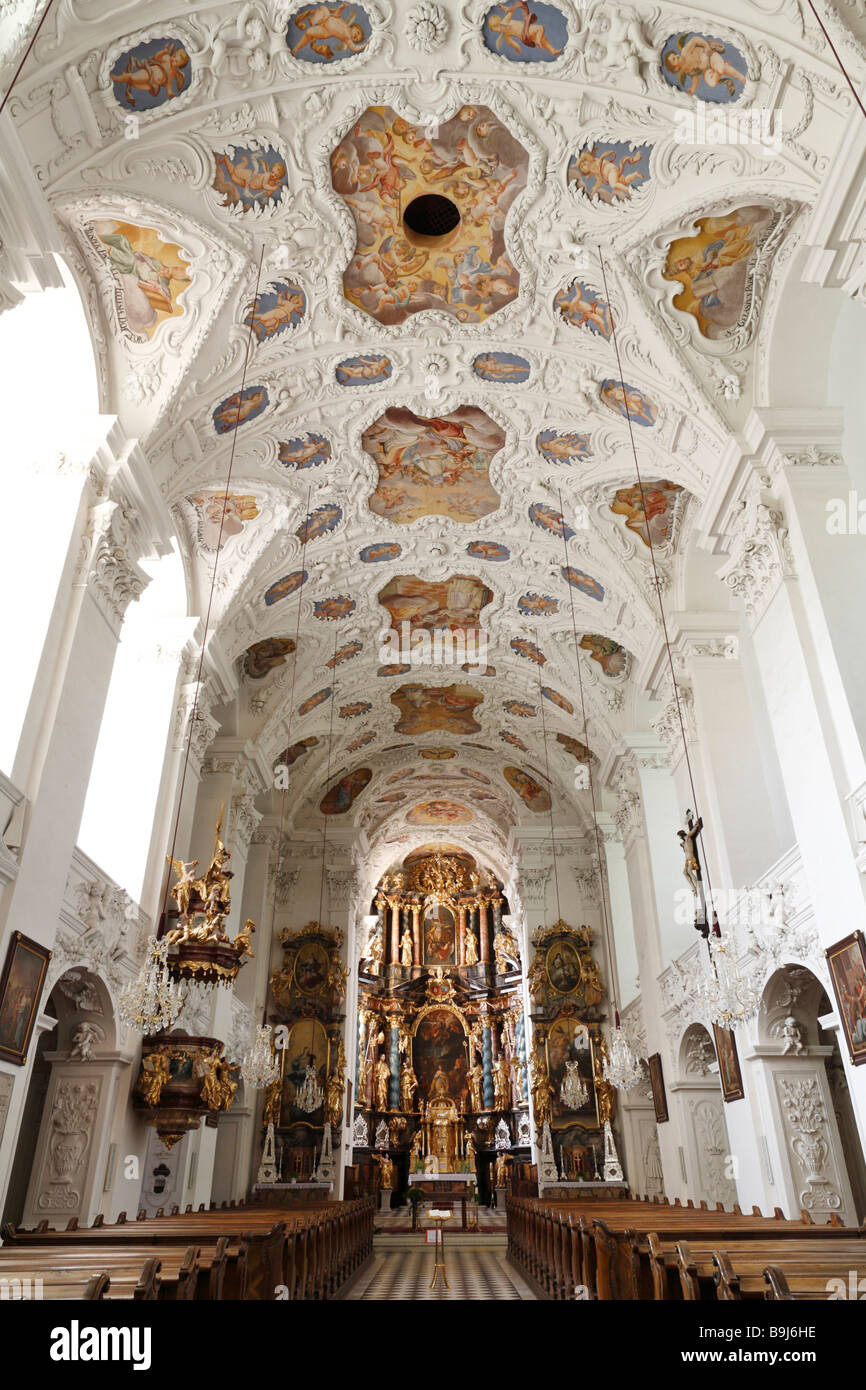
[343,1247,536,1300]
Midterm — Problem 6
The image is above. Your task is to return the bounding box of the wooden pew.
[2,1197,375,1300]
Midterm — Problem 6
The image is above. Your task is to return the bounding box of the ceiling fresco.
[362,405,504,522]
[331,103,529,325]
[11,0,858,865]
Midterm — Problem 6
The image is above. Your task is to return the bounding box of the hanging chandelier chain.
[318,625,340,925]
[534,627,562,925]
[597,247,718,927]
[159,244,266,937]
[556,486,619,1017]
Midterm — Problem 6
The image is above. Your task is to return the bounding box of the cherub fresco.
[518,593,558,616]
[529,503,575,539]
[557,733,594,763]
[86,220,190,342]
[320,767,371,813]
[295,502,343,542]
[314,596,356,621]
[391,684,483,736]
[542,686,574,715]
[327,641,363,667]
[561,566,605,602]
[339,701,371,718]
[213,147,288,214]
[360,542,402,562]
[298,687,332,716]
[279,433,330,469]
[335,354,392,385]
[511,638,546,665]
[363,406,504,525]
[331,105,529,325]
[242,637,296,679]
[661,32,748,102]
[537,429,593,464]
[243,281,305,341]
[188,492,259,552]
[554,280,613,337]
[265,570,307,606]
[466,541,510,561]
[504,699,535,718]
[567,141,651,204]
[482,2,567,61]
[348,731,376,750]
[472,351,530,382]
[378,574,493,635]
[609,480,684,547]
[500,731,528,751]
[600,379,657,427]
[275,737,318,768]
[287,3,371,61]
[213,387,268,433]
[579,634,627,677]
[110,38,190,110]
[504,766,551,813]
[407,800,473,825]
[662,205,775,340]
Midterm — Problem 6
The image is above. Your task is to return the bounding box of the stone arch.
[752,964,866,1223]
[670,1020,738,1210]
[2,967,123,1230]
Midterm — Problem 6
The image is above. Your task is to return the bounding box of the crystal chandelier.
[119,935,186,1034]
[560,1060,590,1111]
[695,933,762,1026]
[603,1023,644,1092]
[295,1060,324,1113]
[240,1025,281,1090]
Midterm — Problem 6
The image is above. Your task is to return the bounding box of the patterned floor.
[343,1248,536,1300]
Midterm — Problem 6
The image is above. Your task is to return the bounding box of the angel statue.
[166,857,199,920]
[234,918,256,962]
[137,1051,170,1106]
[371,1151,395,1190]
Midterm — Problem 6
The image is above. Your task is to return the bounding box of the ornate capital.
[519,864,552,907]
[717,477,795,625]
[76,499,149,636]
[327,866,358,908]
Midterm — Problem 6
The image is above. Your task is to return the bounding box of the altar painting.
[547,1017,599,1128]
[413,1008,467,1102]
[423,905,457,966]
[279,1017,329,1126]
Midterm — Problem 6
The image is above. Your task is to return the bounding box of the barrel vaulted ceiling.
[5,0,864,869]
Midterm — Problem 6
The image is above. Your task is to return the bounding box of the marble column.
[411,903,421,966]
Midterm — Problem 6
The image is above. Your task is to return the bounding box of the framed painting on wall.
[648,1052,668,1123]
[0,932,51,1065]
[713,1024,745,1102]
[826,930,866,1065]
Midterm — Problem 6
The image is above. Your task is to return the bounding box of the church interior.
[2,0,866,1329]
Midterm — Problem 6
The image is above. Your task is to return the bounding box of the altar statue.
[468,1061,484,1111]
[374,1055,390,1111]
[494,1151,513,1188]
[493,1052,511,1110]
[371,1151,395,1189]
[409,1128,423,1165]
[464,1133,477,1164]
[530,1044,554,1128]
[400,927,414,968]
[464,926,479,966]
[400,1058,418,1111]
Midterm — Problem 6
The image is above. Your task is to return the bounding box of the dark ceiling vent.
[403,193,461,238]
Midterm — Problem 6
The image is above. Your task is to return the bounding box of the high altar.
[351,849,530,1195]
